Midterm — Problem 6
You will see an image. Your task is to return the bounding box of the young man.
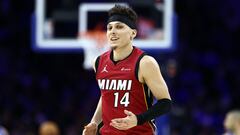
[224,110,240,135]
[83,5,172,135]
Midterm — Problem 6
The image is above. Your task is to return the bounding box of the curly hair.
[108,4,138,24]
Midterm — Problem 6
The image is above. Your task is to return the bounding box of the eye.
[107,26,112,30]
[116,24,123,29]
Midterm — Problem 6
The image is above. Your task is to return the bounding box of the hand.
[110,110,137,130]
[82,122,98,135]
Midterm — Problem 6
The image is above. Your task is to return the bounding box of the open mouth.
[110,37,119,41]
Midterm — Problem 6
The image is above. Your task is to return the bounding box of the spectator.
[224,110,240,135]
[0,126,9,135]
[39,121,60,135]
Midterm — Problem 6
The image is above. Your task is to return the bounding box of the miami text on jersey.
[98,79,132,90]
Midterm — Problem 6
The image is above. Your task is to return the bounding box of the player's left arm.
[140,55,171,100]
[110,55,172,130]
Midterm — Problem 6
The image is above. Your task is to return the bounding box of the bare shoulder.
[140,55,159,69]
[139,55,160,83]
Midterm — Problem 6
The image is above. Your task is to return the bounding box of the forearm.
[136,98,172,125]
[91,97,102,125]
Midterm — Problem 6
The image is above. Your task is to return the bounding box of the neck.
[113,44,133,61]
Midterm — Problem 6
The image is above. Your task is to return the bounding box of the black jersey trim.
[143,84,154,109]
[142,84,155,132]
[95,56,100,73]
[110,46,135,65]
[135,53,147,81]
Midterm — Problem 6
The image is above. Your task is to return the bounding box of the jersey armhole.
[135,53,147,82]
[95,56,100,73]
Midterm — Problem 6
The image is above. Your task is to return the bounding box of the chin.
[110,46,117,50]
[110,44,118,50]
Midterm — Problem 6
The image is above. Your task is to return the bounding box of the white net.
[79,31,109,70]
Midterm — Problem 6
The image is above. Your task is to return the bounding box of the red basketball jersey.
[96,47,155,135]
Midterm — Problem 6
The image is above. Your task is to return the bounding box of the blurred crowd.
[169,0,240,134]
[1,0,240,135]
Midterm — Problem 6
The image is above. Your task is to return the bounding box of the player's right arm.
[90,96,102,125]
[82,97,102,135]
[91,56,102,125]
[82,57,102,135]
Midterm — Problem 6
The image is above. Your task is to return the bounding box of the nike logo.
[121,67,131,71]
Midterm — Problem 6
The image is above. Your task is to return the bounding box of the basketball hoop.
[78,31,109,70]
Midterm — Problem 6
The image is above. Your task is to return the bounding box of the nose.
[109,27,116,35]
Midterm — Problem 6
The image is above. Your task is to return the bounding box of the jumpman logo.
[101,65,108,73]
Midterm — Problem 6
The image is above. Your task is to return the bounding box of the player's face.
[107,21,136,50]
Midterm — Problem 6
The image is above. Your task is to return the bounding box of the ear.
[131,29,137,39]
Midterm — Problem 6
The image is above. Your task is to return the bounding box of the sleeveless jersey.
[96,47,155,135]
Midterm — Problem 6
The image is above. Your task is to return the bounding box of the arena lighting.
[33,0,175,50]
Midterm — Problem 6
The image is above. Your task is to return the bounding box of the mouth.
[110,37,119,41]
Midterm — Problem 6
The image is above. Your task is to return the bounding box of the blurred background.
[0,0,240,135]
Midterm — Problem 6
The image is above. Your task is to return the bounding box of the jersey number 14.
[114,92,130,107]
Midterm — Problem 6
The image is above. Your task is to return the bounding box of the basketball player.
[83,5,172,135]
[224,110,240,135]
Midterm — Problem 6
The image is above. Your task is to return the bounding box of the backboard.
[32,0,176,51]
